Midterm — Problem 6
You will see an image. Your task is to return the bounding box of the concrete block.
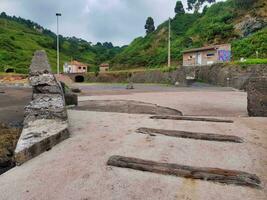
[65,93,78,106]
[15,119,69,165]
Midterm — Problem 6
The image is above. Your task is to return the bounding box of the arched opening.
[75,75,85,83]
[5,68,15,73]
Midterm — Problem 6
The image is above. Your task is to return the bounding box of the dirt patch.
[0,123,21,175]
[0,87,31,174]
[73,100,183,115]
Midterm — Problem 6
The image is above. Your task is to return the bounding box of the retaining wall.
[192,64,267,90]
[67,68,186,85]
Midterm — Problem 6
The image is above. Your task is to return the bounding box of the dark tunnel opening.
[75,75,85,83]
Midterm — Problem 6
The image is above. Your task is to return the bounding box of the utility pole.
[56,13,62,75]
[168,18,171,67]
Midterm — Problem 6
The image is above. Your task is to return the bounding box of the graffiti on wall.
[218,50,231,62]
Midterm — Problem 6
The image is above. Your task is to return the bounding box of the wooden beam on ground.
[107,156,261,188]
[136,128,243,143]
[150,115,234,123]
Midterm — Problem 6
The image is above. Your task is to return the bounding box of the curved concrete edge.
[15,119,69,166]
[14,50,70,166]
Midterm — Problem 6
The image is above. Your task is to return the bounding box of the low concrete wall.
[15,50,69,165]
[67,68,186,85]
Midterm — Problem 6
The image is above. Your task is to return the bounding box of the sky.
[0,0,217,46]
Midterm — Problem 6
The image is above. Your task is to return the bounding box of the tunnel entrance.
[75,75,85,83]
[5,68,15,73]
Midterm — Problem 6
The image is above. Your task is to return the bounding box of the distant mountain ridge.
[0,12,124,73]
[110,0,267,69]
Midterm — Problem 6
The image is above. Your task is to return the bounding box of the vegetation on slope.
[111,0,267,69]
[0,13,124,73]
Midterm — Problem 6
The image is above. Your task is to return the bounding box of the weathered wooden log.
[150,115,234,123]
[107,156,261,188]
[136,128,243,143]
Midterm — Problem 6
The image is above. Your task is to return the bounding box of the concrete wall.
[67,68,186,85]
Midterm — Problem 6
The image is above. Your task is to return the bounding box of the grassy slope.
[0,18,70,73]
[0,17,123,73]
[111,0,267,69]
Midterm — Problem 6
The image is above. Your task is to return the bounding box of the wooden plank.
[136,128,243,143]
[107,156,261,188]
[150,115,234,123]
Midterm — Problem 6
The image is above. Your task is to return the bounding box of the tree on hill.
[175,1,185,14]
[187,0,216,13]
[145,17,155,35]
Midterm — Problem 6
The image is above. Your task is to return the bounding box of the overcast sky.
[0,0,218,46]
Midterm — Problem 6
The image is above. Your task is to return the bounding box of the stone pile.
[15,50,69,165]
[247,76,267,117]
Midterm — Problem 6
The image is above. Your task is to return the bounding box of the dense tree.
[187,0,216,13]
[103,42,114,49]
[175,1,185,14]
[144,17,155,35]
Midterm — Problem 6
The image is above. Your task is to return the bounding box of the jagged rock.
[24,94,67,124]
[71,88,81,93]
[235,15,266,37]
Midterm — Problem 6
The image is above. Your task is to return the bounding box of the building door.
[197,53,202,65]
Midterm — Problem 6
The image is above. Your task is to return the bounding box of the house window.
[188,55,193,60]
[78,67,81,69]
[83,67,86,70]
[207,53,215,57]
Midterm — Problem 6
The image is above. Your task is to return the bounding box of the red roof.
[182,46,216,53]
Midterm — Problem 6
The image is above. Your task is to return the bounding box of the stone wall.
[15,50,69,165]
[247,76,267,117]
[192,64,267,90]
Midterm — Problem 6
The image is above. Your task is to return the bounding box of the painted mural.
[218,50,231,62]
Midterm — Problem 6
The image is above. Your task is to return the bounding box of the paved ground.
[0,84,266,200]
[76,83,237,96]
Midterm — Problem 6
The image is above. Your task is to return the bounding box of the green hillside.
[111,0,267,69]
[0,13,124,74]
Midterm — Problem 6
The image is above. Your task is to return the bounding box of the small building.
[182,44,231,66]
[63,61,88,74]
[99,63,110,72]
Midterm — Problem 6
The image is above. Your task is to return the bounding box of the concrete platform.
[0,113,266,199]
[0,88,266,200]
